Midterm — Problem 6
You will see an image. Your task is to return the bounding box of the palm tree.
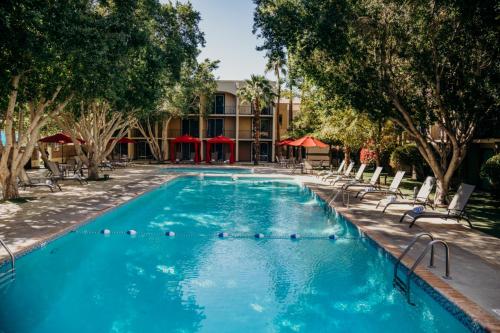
[237,75,276,165]
[265,56,286,143]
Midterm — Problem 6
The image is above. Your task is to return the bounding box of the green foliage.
[481,154,500,190]
[390,144,425,177]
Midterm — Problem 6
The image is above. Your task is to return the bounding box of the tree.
[237,75,276,165]
[0,0,90,199]
[135,59,219,161]
[264,53,286,143]
[254,0,499,204]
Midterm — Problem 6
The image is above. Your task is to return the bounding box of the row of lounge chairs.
[317,162,475,229]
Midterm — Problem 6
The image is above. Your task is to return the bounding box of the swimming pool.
[0,177,475,332]
[162,167,253,174]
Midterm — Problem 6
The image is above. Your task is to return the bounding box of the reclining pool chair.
[357,171,406,200]
[331,163,365,186]
[342,166,383,191]
[318,160,345,180]
[326,161,355,184]
[377,176,435,213]
[46,161,87,185]
[400,183,475,228]
[18,168,61,192]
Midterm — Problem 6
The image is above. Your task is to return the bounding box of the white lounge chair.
[357,171,406,200]
[342,166,383,191]
[400,183,475,228]
[326,161,354,184]
[377,176,435,213]
[319,160,346,180]
[330,163,364,186]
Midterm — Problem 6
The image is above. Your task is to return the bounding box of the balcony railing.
[167,130,200,138]
[238,105,273,116]
[238,130,272,140]
[210,106,236,115]
[205,130,236,138]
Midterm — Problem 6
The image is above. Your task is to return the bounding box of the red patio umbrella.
[276,138,294,146]
[111,137,136,144]
[288,136,328,148]
[170,135,201,163]
[205,135,235,163]
[39,133,84,163]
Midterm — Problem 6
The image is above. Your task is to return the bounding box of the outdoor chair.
[18,169,61,192]
[400,183,475,228]
[329,162,359,185]
[356,171,406,200]
[377,176,435,213]
[324,161,354,183]
[45,161,88,184]
[224,152,231,163]
[175,152,182,163]
[302,160,315,174]
[342,166,383,191]
[189,152,196,163]
[318,160,345,180]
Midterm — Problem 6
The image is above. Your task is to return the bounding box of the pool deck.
[1,164,500,331]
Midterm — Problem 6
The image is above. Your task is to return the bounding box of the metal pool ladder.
[0,237,16,290]
[393,232,451,305]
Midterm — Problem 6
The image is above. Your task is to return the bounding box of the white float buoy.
[218,232,229,238]
[165,231,176,237]
[231,174,238,181]
[127,229,137,236]
[290,233,300,239]
[254,233,265,239]
[101,229,111,235]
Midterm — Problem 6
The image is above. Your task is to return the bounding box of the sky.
[178,0,274,80]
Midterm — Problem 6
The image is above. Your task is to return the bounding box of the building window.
[181,119,199,137]
[214,94,225,114]
[207,118,224,137]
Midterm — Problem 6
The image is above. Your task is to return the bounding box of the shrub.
[390,144,425,178]
[359,147,377,165]
[481,154,500,191]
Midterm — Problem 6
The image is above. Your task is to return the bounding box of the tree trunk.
[435,177,449,206]
[1,173,19,200]
[344,146,351,166]
[275,76,281,144]
[161,118,171,161]
[253,100,261,165]
[88,161,100,181]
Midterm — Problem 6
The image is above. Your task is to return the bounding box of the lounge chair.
[377,176,435,213]
[318,160,345,180]
[325,161,354,183]
[342,166,383,191]
[189,152,196,163]
[18,169,61,192]
[224,152,231,164]
[330,163,364,186]
[45,161,87,184]
[175,152,182,163]
[400,183,475,228]
[357,171,406,200]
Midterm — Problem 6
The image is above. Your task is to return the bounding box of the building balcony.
[205,129,236,139]
[238,105,273,116]
[238,130,273,140]
[210,106,236,115]
[167,130,200,138]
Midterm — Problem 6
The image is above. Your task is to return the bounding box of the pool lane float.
[290,233,300,239]
[254,233,265,239]
[127,230,137,236]
[218,232,229,238]
[101,229,111,235]
[165,231,176,237]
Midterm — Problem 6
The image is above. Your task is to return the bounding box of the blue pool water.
[162,167,253,174]
[0,177,471,332]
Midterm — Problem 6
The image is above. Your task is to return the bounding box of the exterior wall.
[123,80,290,163]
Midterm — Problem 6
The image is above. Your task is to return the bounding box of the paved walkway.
[1,165,499,331]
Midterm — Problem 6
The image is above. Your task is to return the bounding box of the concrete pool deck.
[1,164,499,331]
